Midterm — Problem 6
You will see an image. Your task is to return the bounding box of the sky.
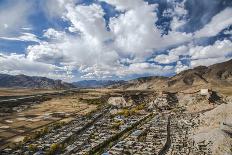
[0,0,232,82]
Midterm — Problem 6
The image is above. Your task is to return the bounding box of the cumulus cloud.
[169,0,189,31]
[1,0,232,81]
[106,0,192,60]
[116,62,174,77]
[154,54,179,64]
[170,45,189,56]
[27,42,66,64]
[43,28,65,40]
[65,3,111,41]
[108,1,159,59]
[195,7,232,38]
[0,53,71,80]
[41,0,71,19]
[25,0,227,80]
[175,61,189,73]
[156,37,232,61]
[155,39,232,72]
[25,1,177,79]
[154,45,189,64]
[189,39,232,59]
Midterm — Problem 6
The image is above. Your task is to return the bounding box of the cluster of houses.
[105,114,168,155]
[2,106,109,155]
[64,108,148,154]
[1,91,215,155]
[167,113,212,155]
[148,91,178,111]
[3,100,149,155]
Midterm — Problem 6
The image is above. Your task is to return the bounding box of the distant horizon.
[0,0,232,82]
[1,58,231,83]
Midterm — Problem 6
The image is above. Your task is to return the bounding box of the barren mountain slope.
[120,59,232,91]
[0,74,74,89]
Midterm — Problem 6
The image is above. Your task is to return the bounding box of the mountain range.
[119,59,232,91]
[0,59,231,90]
[0,74,74,89]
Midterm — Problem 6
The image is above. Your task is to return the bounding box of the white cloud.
[170,45,189,56]
[0,0,34,36]
[175,61,189,73]
[117,62,174,77]
[43,28,65,40]
[195,7,232,38]
[161,31,193,48]
[0,33,40,42]
[65,3,111,41]
[155,39,232,72]
[169,0,188,31]
[154,54,179,64]
[172,0,188,17]
[154,45,189,64]
[24,0,194,80]
[41,0,71,19]
[190,57,230,67]
[189,39,232,59]
[171,17,186,31]
[21,27,33,31]
[26,34,119,72]
[27,42,66,64]
[2,0,231,81]
[109,2,159,59]
[107,0,192,60]
[224,29,232,35]
[99,0,146,11]
[0,53,71,80]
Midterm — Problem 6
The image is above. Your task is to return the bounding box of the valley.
[0,60,231,155]
[0,87,231,155]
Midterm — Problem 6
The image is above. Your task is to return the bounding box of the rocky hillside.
[168,59,232,88]
[0,74,75,89]
[120,76,168,90]
[120,59,232,91]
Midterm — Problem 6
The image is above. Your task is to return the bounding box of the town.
[0,88,227,155]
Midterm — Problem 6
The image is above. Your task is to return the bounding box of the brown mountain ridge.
[119,59,232,91]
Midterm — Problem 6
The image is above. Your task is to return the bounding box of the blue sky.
[0,0,232,82]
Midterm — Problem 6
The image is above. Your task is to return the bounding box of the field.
[0,88,61,96]
[0,89,109,149]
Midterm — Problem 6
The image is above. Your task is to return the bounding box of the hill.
[0,74,75,89]
[119,59,232,91]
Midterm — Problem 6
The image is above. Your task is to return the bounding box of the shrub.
[46,143,61,155]
[28,144,38,152]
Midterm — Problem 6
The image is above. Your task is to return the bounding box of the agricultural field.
[0,88,61,97]
[0,89,109,149]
